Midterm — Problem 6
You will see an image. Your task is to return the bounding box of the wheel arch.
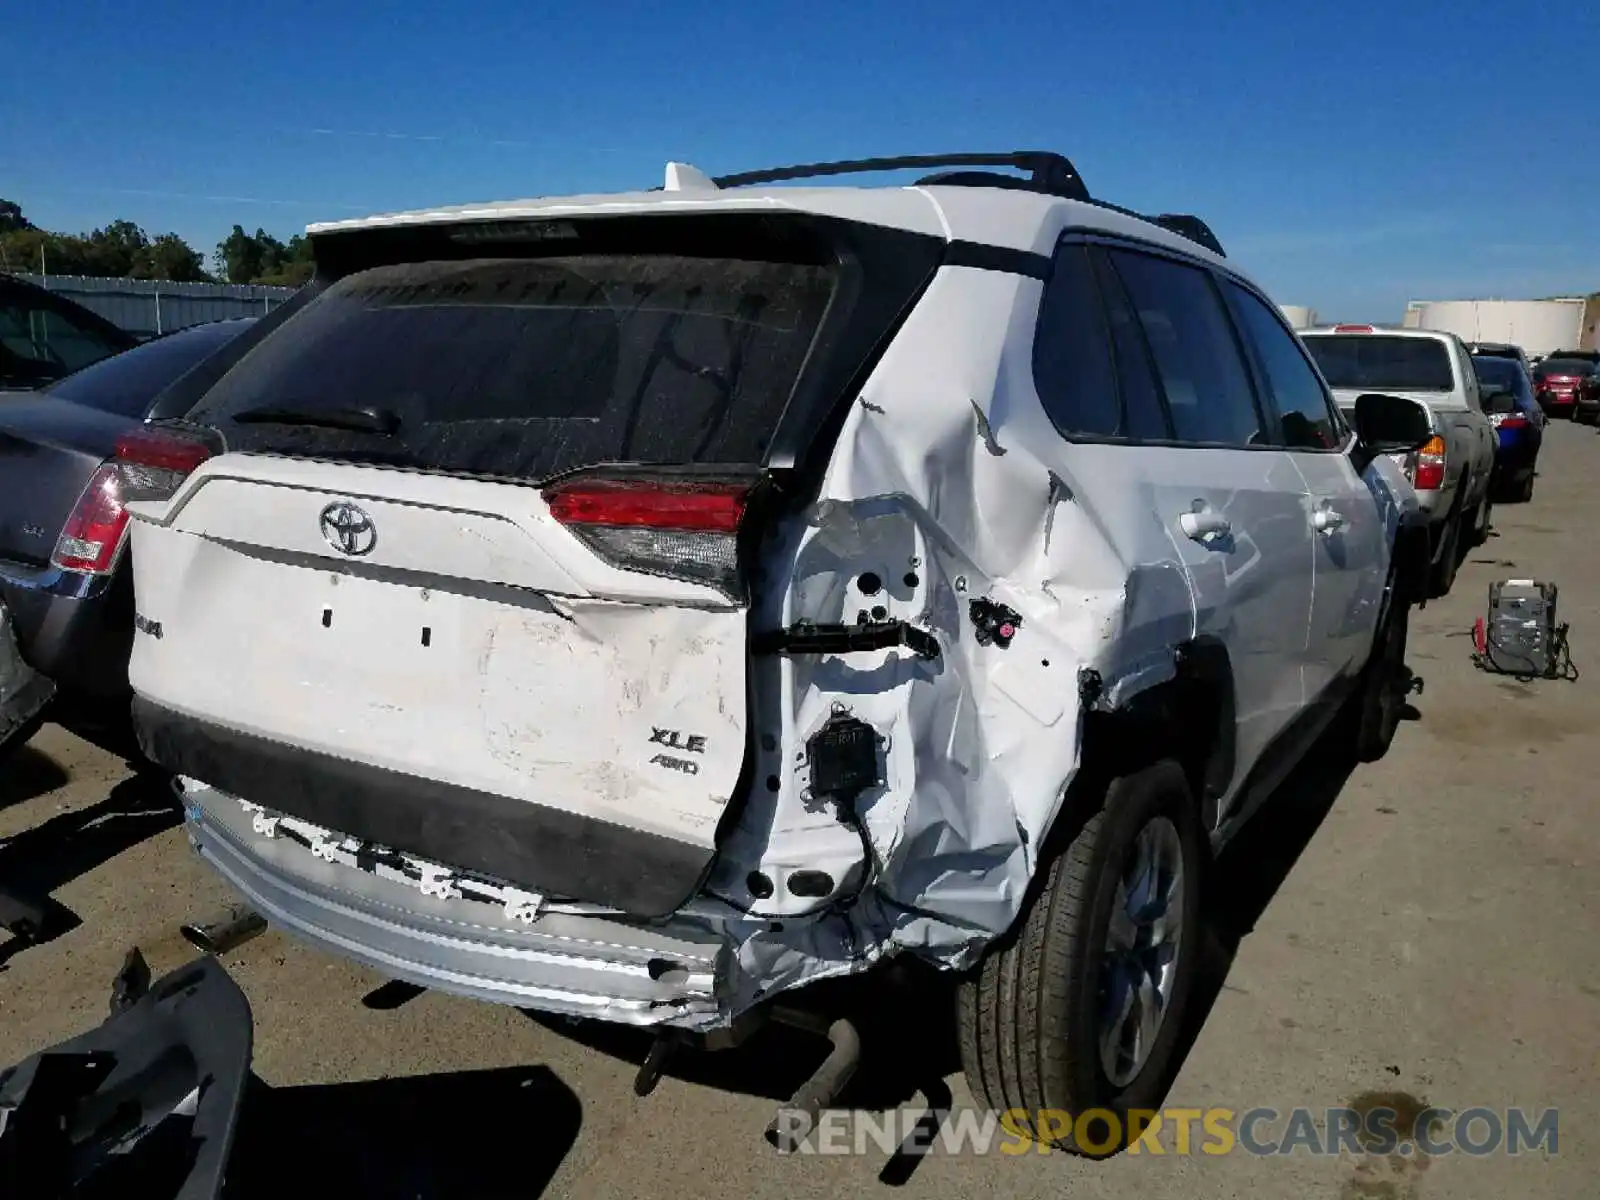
[1392,513,1432,609]
[1061,637,1237,845]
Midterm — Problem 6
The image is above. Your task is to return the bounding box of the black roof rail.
[1080,200,1226,257]
[711,151,1090,202]
[1147,213,1226,257]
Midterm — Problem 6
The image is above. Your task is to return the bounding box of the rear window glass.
[46,321,250,419]
[1538,358,1596,376]
[1303,336,1455,392]
[190,254,837,478]
[1472,357,1521,389]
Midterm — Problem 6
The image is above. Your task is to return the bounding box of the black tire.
[1517,471,1535,503]
[956,759,1204,1155]
[1427,511,1461,598]
[1349,585,1410,763]
[1470,489,1492,548]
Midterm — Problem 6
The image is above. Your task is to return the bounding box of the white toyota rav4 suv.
[120,153,1432,1150]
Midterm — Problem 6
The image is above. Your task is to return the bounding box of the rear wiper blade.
[231,404,403,435]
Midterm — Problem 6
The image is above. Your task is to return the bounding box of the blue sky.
[3,0,1595,319]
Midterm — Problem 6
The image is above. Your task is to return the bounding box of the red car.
[1533,354,1599,418]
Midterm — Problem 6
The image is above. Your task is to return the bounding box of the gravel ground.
[3,422,1597,1199]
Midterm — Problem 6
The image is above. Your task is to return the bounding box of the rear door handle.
[1178,505,1231,543]
[1311,502,1347,535]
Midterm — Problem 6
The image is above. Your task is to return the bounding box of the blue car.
[1473,354,1544,502]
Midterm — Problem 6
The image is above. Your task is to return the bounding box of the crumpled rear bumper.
[180,780,730,1029]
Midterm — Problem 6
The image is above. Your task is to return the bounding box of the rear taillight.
[1498,415,1530,430]
[1408,434,1447,491]
[51,464,130,575]
[1333,324,1375,333]
[52,429,214,576]
[543,476,755,598]
[113,428,213,503]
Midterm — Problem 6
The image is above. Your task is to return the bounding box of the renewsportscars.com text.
[772,1105,1559,1157]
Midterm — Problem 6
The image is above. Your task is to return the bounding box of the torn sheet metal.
[702,265,1199,1015]
[0,601,53,761]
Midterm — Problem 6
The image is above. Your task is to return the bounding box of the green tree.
[132,234,210,283]
[254,233,315,285]
[82,220,150,276]
[215,225,264,283]
[0,199,31,234]
[215,225,312,285]
[0,228,88,275]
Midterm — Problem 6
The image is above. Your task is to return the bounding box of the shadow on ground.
[0,742,70,811]
[0,769,179,968]
[1165,727,1361,1088]
[220,1066,582,1199]
[523,958,959,1115]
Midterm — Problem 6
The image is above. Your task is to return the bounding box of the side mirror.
[1353,392,1432,456]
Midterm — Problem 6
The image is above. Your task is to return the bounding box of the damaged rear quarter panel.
[709,265,1199,1010]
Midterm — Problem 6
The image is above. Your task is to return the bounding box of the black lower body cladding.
[132,698,713,918]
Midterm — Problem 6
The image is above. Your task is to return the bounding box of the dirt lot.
[3,423,1597,1199]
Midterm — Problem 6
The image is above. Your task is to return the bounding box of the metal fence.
[11,273,300,338]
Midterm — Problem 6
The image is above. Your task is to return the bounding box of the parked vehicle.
[1301,325,1497,597]
[1532,354,1598,418]
[122,152,1431,1149]
[1570,358,1600,424]
[0,320,256,755]
[1467,341,1532,376]
[1472,354,1543,501]
[1,273,136,392]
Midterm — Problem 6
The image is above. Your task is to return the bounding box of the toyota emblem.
[319,501,377,557]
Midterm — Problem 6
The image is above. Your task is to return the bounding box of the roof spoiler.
[670,151,1225,256]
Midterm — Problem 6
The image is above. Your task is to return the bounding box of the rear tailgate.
[129,458,749,915]
[127,213,943,917]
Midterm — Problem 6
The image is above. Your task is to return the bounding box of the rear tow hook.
[633,1029,684,1097]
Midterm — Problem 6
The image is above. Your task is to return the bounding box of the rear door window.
[1104,248,1265,446]
[191,252,838,479]
[1224,282,1343,450]
[0,296,130,387]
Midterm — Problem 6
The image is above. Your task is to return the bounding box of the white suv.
[121,153,1432,1149]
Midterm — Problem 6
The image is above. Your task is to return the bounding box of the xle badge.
[649,727,707,754]
[648,727,707,776]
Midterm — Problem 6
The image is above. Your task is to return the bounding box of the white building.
[1402,298,1587,358]
[1279,305,1318,330]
